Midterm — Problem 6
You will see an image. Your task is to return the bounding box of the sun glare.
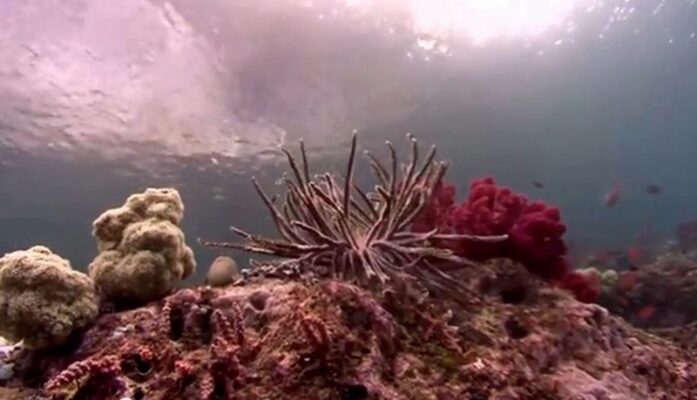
[340,0,587,45]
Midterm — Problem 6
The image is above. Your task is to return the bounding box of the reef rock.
[1,260,696,399]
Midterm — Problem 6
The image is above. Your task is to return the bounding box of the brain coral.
[88,188,196,305]
[0,246,98,349]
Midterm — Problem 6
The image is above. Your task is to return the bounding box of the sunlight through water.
[340,0,594,45]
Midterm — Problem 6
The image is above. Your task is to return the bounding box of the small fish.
[604,182,621,208]
[531,180,544,189]
[636,305,657,322]
[645,184,662,195]
[617,271,639,292]
[626,245,644,264]
[587,250,612,265]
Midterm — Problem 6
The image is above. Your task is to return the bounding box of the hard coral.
[88,188,196,306]
[414,177,598,302]
[0,246,98,349]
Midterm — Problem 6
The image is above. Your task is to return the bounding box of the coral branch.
[300,316,331,357]
[44,355,121,392]
[160,299,173,338]
[199,372,214,400]
[212,309,245,348]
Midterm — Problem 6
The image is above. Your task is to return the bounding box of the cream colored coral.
[0,246,98,349]
[600,269,619,287]
[88,188,196,305]
[205,256,240,287]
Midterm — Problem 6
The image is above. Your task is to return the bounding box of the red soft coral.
[507,203,568,281]
[411,180,456,234]
[558,271,600,304]
[414,177,597,303]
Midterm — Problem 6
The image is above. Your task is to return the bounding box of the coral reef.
[2,136,695,399]
[88,188,196,306]
[2,260,696,399]
[650,321,697,352]
[412,177,598,302]
[597,254,697,328]
[205,256,240,287]
[0,246,98,349]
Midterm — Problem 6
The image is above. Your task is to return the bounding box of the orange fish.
[636,305,657,322]
[626,245,644,264]
[618,271,639,292]
[604,182,621,208]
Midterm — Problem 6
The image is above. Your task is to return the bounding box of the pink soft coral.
[414,177,597,302]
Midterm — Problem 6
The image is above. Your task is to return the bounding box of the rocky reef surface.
[1,259,696,400]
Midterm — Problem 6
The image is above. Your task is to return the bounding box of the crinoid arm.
[200,133,507,295]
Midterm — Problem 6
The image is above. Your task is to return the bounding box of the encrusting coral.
[88,188,196,306]
[0,246,98,349]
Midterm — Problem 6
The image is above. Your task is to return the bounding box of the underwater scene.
[1,0,697,398]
